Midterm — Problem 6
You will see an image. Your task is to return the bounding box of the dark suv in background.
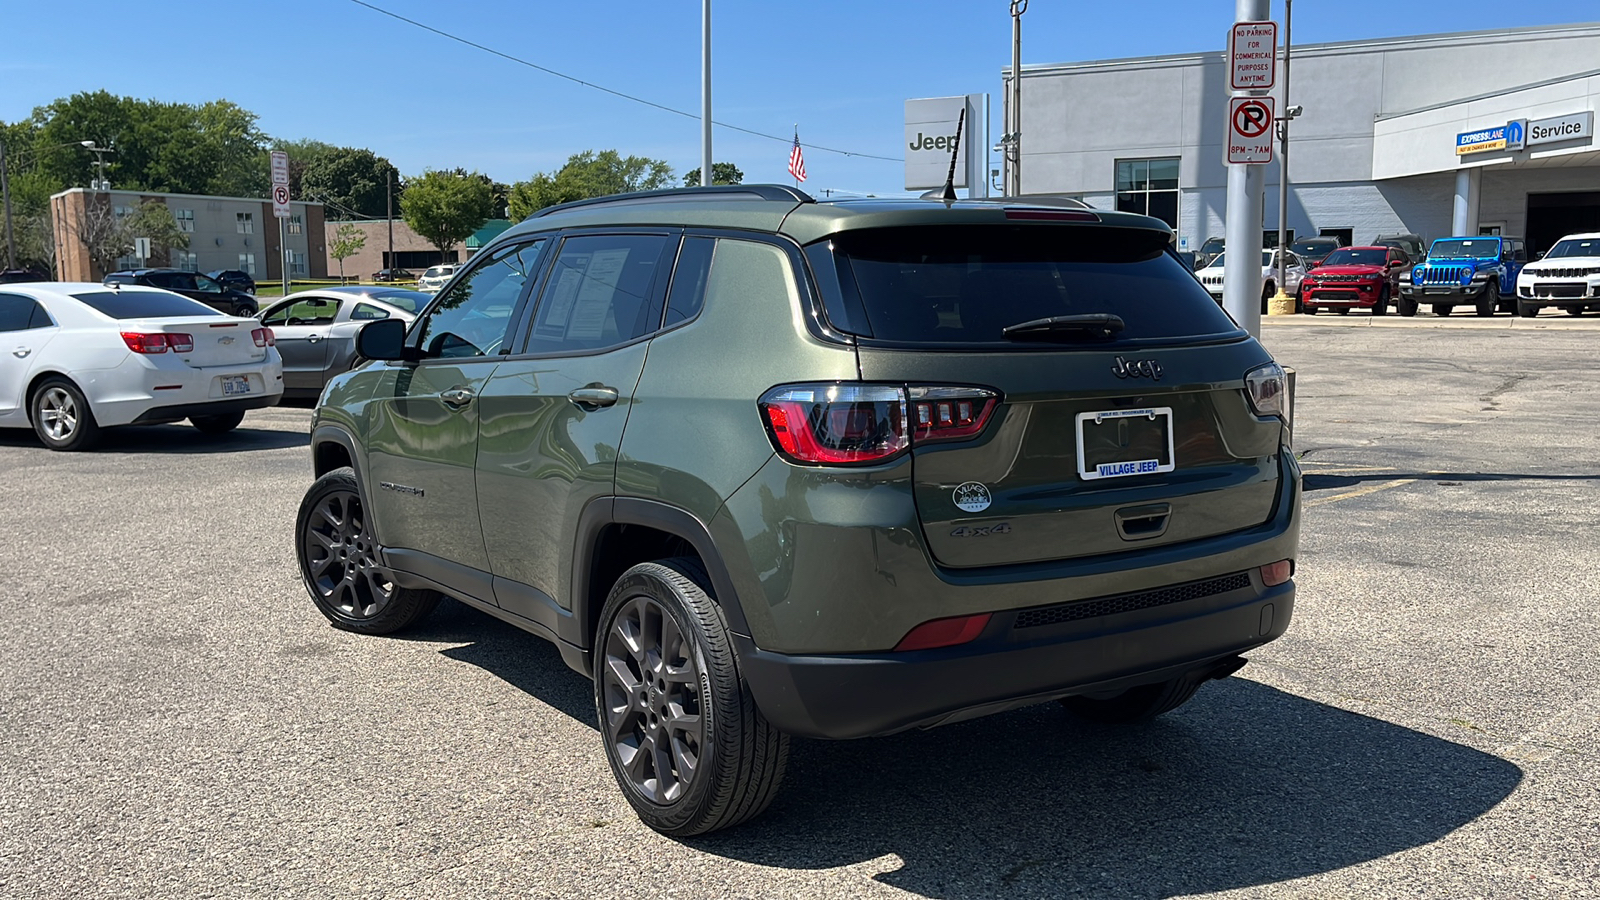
[296,186,1301,836]
[104,268,258,316]
[208,268,257,295]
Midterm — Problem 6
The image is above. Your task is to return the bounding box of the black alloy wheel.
[1397,296,1418,317]
[296,468,439,634]
[595,559,788,836]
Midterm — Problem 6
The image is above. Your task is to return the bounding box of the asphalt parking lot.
[2,315,1597,900]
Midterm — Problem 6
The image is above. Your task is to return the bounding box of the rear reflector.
[894,613,992,652]
[1260,560,1293,587]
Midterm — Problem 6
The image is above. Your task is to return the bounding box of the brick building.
[51,188,327,281]
[323,218,513,280]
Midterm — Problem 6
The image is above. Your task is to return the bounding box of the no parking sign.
[1227,96,1275,165]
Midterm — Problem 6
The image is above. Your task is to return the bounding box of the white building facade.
[1006,22,1600,255]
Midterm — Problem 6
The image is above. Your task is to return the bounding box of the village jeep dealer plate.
[1075,407,1176,480]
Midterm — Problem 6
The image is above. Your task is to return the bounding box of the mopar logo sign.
[1458,113,1594,155]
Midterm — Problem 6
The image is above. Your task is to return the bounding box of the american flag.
[788,132,807,183]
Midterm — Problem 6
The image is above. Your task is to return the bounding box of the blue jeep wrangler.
[1397,235,1527,317]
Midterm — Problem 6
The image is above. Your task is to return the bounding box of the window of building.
[171,250,199,272]
[239,253,256,275]
[236,212,254,234]
[176,209,195,233]
[288,249,307,277]
[1114,158,1179,231]
[287,214,303,235]
[113,205,134,220]
[115,252,139,270]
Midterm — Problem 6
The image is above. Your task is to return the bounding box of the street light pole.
[1007,0,1028,197]
[1,139,15,270]
[701,0,712,187]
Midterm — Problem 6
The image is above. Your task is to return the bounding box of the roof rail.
[971,194,1092,210]
[529,184,815,218]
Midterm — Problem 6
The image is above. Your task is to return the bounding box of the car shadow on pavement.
[0,424,308,453]
[1304,470,1600,492]
[403,602,1521,899]
[692,682,1522,898]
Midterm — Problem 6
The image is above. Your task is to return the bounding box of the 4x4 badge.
[1111,356,1163,380]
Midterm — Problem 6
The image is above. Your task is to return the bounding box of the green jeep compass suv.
[295,185,1301,836]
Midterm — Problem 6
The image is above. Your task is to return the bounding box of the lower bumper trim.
[129,394,281,424]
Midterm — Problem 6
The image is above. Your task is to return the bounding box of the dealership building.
[1006,22,1600,255]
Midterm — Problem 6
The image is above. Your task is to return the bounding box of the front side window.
[414,239,545,360]
[525,234,670,354]
[236,212,254,234]
[1114,157,1179,230]
[263,296,340,326]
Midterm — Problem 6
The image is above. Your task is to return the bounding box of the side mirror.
[355,317,409,361]
[1534,251,1544,260]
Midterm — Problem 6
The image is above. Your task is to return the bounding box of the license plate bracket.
[221,376,251,396]
[1076,407,1175,481]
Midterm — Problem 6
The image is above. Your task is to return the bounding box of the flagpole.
[794,124,799,189]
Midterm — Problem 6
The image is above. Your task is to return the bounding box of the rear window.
[71,291,222,319]
[825,226,1240,346]
[369,290,426,313]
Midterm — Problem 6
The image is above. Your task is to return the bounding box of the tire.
[30,376,101,452]
[296,467,441,635]
[1517,302,1539,318]
[1260,282,1274,314]
[236,303,258,318]
[1372,285,1389,316]
[1475,280,1499,317]
[595,558,789,837]
[1566,306,1585,317]
[1397,296,1418,317]
[1303,305,1318,316]
[1060,674,1204,724]
[1336,307,1350,315]
[1433,304,1454,317]
[191,411,246,434]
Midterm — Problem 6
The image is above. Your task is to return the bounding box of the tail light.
[1243,362,1287,418]
[252,327,275,348]
[121,332,194,354]
[759,383,998,466]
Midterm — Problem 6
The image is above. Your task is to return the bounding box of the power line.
[345,0,903,164]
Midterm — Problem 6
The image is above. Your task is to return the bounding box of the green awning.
[465,220,514,249]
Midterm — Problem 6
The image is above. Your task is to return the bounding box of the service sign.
[1528,111,1594,146]
[904,95,975,190]
[1229,21,1277,91]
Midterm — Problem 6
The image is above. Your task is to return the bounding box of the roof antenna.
[920,106,965,204]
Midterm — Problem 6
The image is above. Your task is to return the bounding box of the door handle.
[306,333,323,343]
[11,347,29,358]
[440,387,476,408]
[568,386,619,410]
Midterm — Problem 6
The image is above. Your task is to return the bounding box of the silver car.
[416,264,461,294]
[257,287,427,398]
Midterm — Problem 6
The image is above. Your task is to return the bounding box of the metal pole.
[1009,1,1027,196]
[1,139,15,270]
[1275,0,1292,305]
[279,215,289,297]
[386,169,394,280]
[700,0,712,187]
[1223,0,1271,337]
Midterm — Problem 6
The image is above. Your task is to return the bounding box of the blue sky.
[3,1,1593,196]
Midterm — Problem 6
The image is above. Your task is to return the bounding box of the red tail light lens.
[894,613,992,651]
[252,327,275,348]
[759,384,999,466]
[121,332,195,354]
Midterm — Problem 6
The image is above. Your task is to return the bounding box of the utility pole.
[1,139,14,269]
[701,0,712,187]
[1006,0,1028,196]
[1274,0,1298,307]
[1222,0,1271,336]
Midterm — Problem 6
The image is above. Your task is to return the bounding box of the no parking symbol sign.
[1228,96,1275,165]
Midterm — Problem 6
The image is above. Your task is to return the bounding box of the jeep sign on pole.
[904,94,988,196]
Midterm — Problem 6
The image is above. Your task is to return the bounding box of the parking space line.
[1306,477,1417,508]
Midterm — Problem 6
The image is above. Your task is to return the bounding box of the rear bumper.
[738,578,1294,739]
[129,394,281,424]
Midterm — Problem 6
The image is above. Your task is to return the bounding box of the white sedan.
[0,283,284,451]
[416,264,461,294]
[1194,250,1307,311]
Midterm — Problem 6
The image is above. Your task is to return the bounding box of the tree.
[329,223,367,283]
[682,162,744,187]
[400,170,493,260]
[507,150,674,219]
[301,147,401,219]
[271,138,338,199]
[69,199,188,276]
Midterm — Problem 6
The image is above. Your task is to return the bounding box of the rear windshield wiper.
[1001,314,1125,342]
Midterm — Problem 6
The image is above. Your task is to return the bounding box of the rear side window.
[71,291,222,319]
[525,234,669,354]
[0,293,48,332]
[664,237,715,327]
[826,226,1240,345]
